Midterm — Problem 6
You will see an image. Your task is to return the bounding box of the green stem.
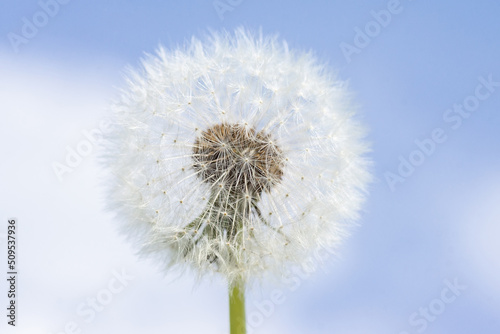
[229,280,246,334]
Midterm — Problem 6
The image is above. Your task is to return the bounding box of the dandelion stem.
[229,279,246,334]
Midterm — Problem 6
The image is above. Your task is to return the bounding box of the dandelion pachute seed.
[102,28,371,285]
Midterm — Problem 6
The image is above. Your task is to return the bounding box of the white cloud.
[457,173,500,301]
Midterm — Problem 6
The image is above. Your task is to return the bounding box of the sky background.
[1,0,500,333]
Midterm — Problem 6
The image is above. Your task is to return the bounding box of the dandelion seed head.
[102,28,371,285]
[192,122,284,195]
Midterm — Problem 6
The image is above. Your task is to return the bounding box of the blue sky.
[1,1,500,333]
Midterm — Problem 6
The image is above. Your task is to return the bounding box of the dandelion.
[102,28,370,333]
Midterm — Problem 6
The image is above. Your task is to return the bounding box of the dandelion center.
[192,123,284,195]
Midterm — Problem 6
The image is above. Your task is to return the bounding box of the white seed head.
[102,28,371,285]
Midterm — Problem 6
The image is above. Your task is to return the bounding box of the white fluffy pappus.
[102,28,371,286]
